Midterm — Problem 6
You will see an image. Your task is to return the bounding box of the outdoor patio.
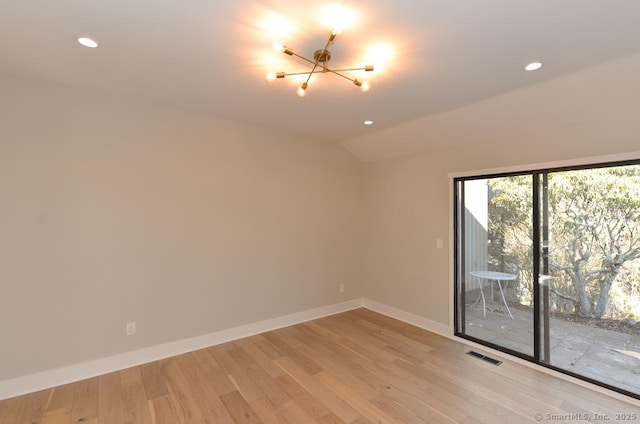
[464,301,640,395]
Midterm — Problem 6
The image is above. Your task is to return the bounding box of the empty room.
[1,0,639,422]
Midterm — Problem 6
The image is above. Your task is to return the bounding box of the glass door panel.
[543,165,640,395]
[456,175,534,357]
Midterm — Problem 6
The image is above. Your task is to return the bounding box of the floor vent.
[466,350,502,365]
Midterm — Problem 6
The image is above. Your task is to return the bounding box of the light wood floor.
[0,308,637,424]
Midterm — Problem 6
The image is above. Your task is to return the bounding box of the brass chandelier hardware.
[266,29,374,97]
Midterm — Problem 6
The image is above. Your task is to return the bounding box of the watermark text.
[534,412,638,421]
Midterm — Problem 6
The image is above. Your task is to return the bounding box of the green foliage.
[486,165,640,319]
[487,175,533,302]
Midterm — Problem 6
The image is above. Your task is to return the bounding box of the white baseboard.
[0,298,364,401]
[361,299,452,336]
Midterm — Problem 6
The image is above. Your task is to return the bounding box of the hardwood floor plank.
[97,372,125,424]
[0,396,26,424]
[383,386,458,424]
[262,331,324,375]
[174,352,235,424]
[227,345,291,406]
[27,390,53,424]
[44,382,76,422]
[274,356,362,423]
[275,373,332,420]
[159,357,205,423]
[149,394,184,424]
[466,393,537,424]
[314,370,399,424]
[311,317,425,365]
[305,319,408,367]
[208,344,265,402]
[42,407,71,424]
[219,391,262,424]
[278,399,320,424]
[1,389,50,424]
[293,335,381,401]
[191,349,237,397]
[235,337,286,379]
[119,367,153,424]
[247,397,289,424]
[369,394,429,424]
[349,318,436,362]
[69,377,98,424]
[139,362,168,401]
[316,413,347,424]
[251,335,286,361]
[391,358,477,401]
[349,309,446,350]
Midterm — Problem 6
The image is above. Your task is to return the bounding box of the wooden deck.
[0,308,637,423]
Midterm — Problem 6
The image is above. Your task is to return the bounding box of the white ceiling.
[1,0,640,146]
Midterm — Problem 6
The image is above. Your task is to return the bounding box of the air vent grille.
[466,350,502,365]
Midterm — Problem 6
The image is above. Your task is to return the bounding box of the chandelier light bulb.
[266,72,277,82]
[323,5,355,35]
[272,41,284,52]
[297,83,308,97]
[353,79,370,92]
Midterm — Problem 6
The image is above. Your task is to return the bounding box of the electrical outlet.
[126,321,136,336]
[339,283,345,293]
[436,239,444,250]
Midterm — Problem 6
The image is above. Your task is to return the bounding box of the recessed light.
[525,62,542,71]
[77,37,98,48]
[363,120,374,125]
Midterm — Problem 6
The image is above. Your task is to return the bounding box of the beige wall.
[0,74,363,380]
[360,52,640,326]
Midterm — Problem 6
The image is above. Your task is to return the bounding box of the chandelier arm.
[280,65,368,78]
[326,70,357,83]
[289,51,319,67]
[286,51,332,73]
[281,69,360,82]
[303,31,335,86]
[280,70,330,77]
[327,69,371,92]
[327,67,370,73]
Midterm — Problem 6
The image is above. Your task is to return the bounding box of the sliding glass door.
[455,161,640,399]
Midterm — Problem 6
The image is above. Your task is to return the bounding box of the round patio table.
[470,271,516,319]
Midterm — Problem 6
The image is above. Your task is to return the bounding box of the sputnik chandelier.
[266,28,374,98]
